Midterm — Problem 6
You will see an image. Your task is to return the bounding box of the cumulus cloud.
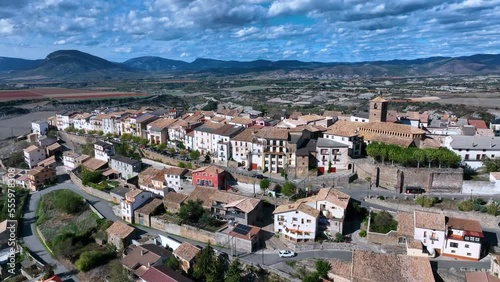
[114,47,132,53]
[180,52,191,57]
[0,19,14,34]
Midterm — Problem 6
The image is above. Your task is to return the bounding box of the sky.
[0,0,499,62]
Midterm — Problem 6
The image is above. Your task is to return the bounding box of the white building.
[299,188,351,235]
[322,121,364,158]
[121,189,153,223]
[315,138,350,174]
[413,211,447,257]
[72,113,94,132]
[23,145,47,168]
[231,128,257,170]
[444,136,500,170]
[94,140,114,162]
[31,120,49,136]
[63,151,90,170]
[164,167,188,192]
[110,155,142,180]
[273,202,320,243]
[147,118,176,145]
[55,111,77,130]
[193,122,225,155]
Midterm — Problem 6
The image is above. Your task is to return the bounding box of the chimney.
[141,249,146,256]
[148,262,152,268]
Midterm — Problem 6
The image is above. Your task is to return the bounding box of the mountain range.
[1,49,500,81]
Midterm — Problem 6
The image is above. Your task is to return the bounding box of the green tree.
[225,259,242,282]
[302,272,320,282]
[483,157,500,173]
[178,162,186,168]
[205,153,211,163]
[105,133,113,138]
[168,147,176,153]
[206,255,226,282]
[333,232,345,242]
[190,150,201,160]
[315,260,331,278]
[193,244,216,280]
[80,168,103,185]
[202,100,218,111]
[81,142,95,157]
[178,200,205,224]
[370,211,398,233]
[166,256,180,271]
[458,199,474,211]
[108,262,132,282]
[53,190,85,214]
[281,181,296,197]
[259,178,270,191]
[328,161,332,173]
[177,141,186,149]
[96,130,104,136]
[157,143,167,151]
[487,204,499,216]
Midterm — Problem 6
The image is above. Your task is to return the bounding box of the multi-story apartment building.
[315,137,350,173]
[254,127,290,174]
[444,136,500,170]
[26,166,56,191]
[121,189,152,223]
[110,155,142,180]
[24,145,47,168]
[94,140,114,162]
[122,113,158,138]
[322,120,364,158]
[63,151,90,170]
[72,113,94,132]
[146,118,176,145]
[212,124,244,165]
[273,202,320,243]
[231,128,258,170]
[31,120,49,136]
[192,165,225,189]
[55,111,77,130]
[168,119,202,146]
[164,167,188,193]
[102,111,130,135]
[193,122,225,155]
[138,167,167,196]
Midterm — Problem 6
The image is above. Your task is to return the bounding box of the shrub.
[416,196,433,208]
[315,260,331,278]
[358,230,367,237]
[260,178,270,191]
[178,162,186,168]
[458,200,474,211]
[80,168,103,185]
[377,195,385,200]
[370,211,397,234]
[75,248,116,272]
[53,190,84,214]
[487,204,499,216]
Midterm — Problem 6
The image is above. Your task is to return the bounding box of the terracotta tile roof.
[186,186,218,208]
[360,121,426,135]
[465,272,500,282]
[106,221,135,238]
[350,250,434,282]
[81,158,107,171]
[38,156,56,167]
[173,242,200,262]
[140,265,193,282]
[139,167,164,186]
[164,167,188,176]
[75,154,91,163]
[121,244,172,270]
[407,239,423,250]
[230,116,253,125]
[46,142,61,151]
[102,169,119,177]
[360,131,416,147]
[469,119,488,129]
[324,120,364,137]
[136,198,164,215]
[299,188,350,209]
[27,166,52,176]
[447,217,483,234]
[273,202,320,218]
[147,118,177,131]
[414,211,446,231]
[328,259,351,280]
[192,165,223,175]
[298,114,325,123]
[126,188,145,199]
[211,116,226,123]
[397,212,414,237]
[254,127,289,140]
[212,124,243,137]
[231,128,256,142]
[163,192,188,205]
[24,145,41,153]
[491,172,500,180]
[221,195,261,213]
[371,96,388,102]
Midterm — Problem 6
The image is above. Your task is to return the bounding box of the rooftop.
[316,137,349,148]
[24,145,41,153]
[324,120,364,137]
[273,202,320,218]
[164,167,188,176]
[173,242,200,262]
[121,244,172,270]
[95,140,113,149]
[468,119,488,129]
[110,186,131,197]
[106,221,135,238]
[140,265,193,282]
[465,272,500,282]
[212,124,244,137]
[111,155,141,166]
[81,158,107,171]
[254,127,289,140]
[397,212,415,237]
[449,136,500,150]
[136,198,164,215]
[414,211,446,231]
[147,118,177,131]
[231,127,256,142]
[299,188,350,210]
[447,217,483,236]
[164,192,188,205]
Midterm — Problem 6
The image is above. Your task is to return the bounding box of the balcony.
[448,234,463,241]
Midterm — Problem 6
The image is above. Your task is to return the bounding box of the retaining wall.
[462,181,500,195]
[69,171,112,202]
[150,216,216,244]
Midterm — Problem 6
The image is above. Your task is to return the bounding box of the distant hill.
[1,50,500,80]
[123,56,188,71]
[0,57,43,71]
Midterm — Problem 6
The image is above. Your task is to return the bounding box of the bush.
[260,178,270,191]
[80,168,103,185]
[458,200,474,211]
[487,204,499,216]
[370,211,398,234]
[416,196,433,208]
[75,248,116,272]
[178,162,186,168]
[281,181,296,197]
[358,230,367,237]
[315,260,331,278]
[377,195,385,200]
[53,190,84,214]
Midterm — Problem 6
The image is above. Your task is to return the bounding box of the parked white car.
[278,250,296,258]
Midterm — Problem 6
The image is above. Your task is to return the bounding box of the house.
[410,211,483,260]
[110,155,142,180]
[81,157,108,172]
[193,122,225,155]
[231,127,257,170]
[147,118,176,145]
[106,221,136,250]
[37,155,57,169]
[26,166,56,191]
[72,113,94,132]
[315,138,350,174]
[140,265,193,282]
[491,254,500,277]
[130,113,159,138]
[328,250,435,282]
[138,167,167,196]
[173,242,201,273]
[465,272,500,282]
[273,202,320,243]
[102,111,130,135]
[121,189,153,223]
[224,223,262,252]
[121,244,172,277]
[63,152,90,170]
[24,145,47,168]
[94,140,114,162]
[134,198,164,227]
[55,111,77,130]
[31,120,49,136]
[163,192,188,213]
[298,188,351,235]
[110,186,131,204]
[323,120,364,158]
[254,127,290,174]
[192,165,225,189]
[444,136,500,170]
[228,116,253,128]
[45,142,62,157]
[164,167,188,192]
[167,119,201,146]
[469,119,488,129]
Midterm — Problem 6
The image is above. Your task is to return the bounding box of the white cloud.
[180,52,190,57]
[53,39,67,45]
[114,47,132,53]
[0,19,14,34]
[234,26,259,38]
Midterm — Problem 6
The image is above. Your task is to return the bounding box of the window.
[465,244,469,248]
[476,154,481,160]
[465,236,469,240]
[292,217,298,221]
[465,154,469,160]
[475,237,480,242]
[450,242,458,248]
[301,219,304,224]
[423,231,427,237]
[451,250,456,254]
[306,219,311,223]
[321,149,328,155]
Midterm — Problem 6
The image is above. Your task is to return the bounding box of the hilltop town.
[1,93,500,282]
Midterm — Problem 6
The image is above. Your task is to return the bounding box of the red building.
[192,165,225,189]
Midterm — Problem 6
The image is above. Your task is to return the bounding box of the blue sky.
[1,0,499,62]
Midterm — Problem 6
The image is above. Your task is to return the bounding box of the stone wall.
[367,230,400,245]
[366,198,500,229]
[150,216,216,244]
[355,161,462,193]
[69,171,112,202]
[285,241,373,252]
[214,228,254,253]
[59,131,97,145]
[462,181,500,195]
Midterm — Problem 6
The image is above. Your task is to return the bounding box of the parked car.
[251,173,264,179]
[405,186,425,195]
[278,250,296,258]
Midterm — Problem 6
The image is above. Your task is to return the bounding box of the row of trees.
[366,142,461,168]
